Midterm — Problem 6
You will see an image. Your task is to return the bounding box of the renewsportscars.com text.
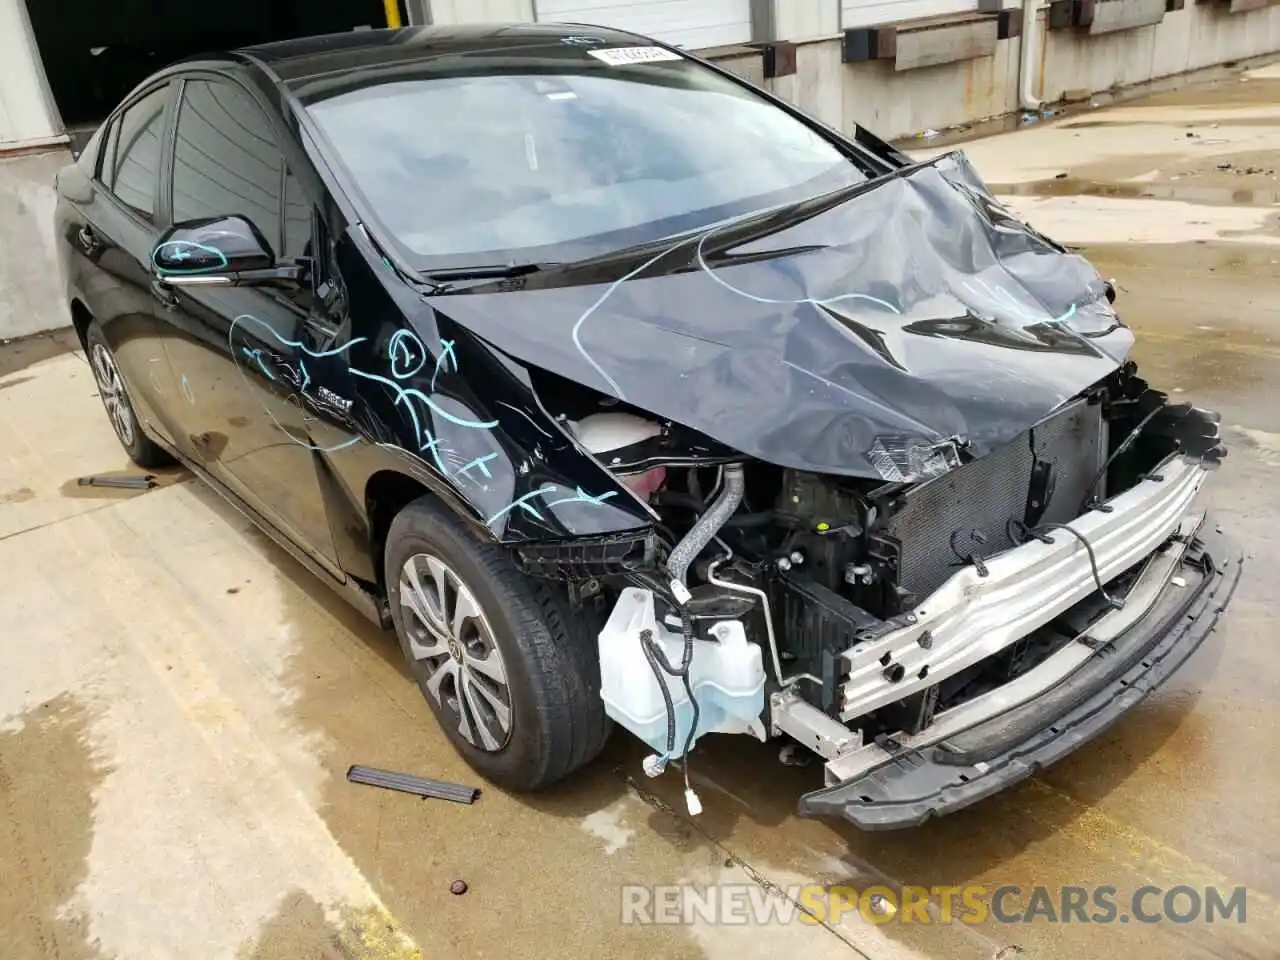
[620,884,1248,926]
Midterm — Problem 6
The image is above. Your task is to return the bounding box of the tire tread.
[386,498,610,790]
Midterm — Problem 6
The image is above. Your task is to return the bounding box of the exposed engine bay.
[518,359,1229,823]
[447,148,1240,827]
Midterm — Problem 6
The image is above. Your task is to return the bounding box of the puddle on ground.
[0,695,109,960]
[239,889,344,959]
[990,178,1280,206]
[1060,116,1280,129]
[1128,76,1280,110]
[1076,240,1279,397]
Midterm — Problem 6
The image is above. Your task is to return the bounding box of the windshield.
[303,48,868,268]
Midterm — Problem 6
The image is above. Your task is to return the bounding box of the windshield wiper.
[420,262,553,283]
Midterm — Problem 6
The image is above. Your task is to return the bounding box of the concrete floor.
[3,65,1279,960]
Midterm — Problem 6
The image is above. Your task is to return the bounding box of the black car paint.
[56,23,1130,627]
[434,150,1131,481]
[56,34,667,621]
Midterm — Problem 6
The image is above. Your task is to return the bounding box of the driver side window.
[171,79,285,257]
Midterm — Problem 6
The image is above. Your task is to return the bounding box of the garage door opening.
[25,0,401,131]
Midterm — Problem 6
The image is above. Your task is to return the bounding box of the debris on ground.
[77,474,157,490]
[346,764,480,804]
[450,880,469,895]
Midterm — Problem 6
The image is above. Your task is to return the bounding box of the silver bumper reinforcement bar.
[837,454,1208,722]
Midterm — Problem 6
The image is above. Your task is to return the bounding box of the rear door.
[69,81,181,443]
[157,74,342,569]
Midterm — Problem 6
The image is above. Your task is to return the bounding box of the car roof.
[237,23,653,90]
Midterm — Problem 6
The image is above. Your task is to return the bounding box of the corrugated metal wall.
[841,0,977,29]
[534,0,753,47]
[427,0,535,23]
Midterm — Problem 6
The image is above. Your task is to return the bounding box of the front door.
[156,74,343,569]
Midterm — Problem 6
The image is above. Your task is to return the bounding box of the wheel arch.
[365,469,434,592]
[70,298,94,351]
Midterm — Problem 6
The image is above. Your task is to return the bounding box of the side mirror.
[152,215,301,287]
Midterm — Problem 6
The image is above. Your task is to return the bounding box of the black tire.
[85,320,173,469]
[385,495,611,791]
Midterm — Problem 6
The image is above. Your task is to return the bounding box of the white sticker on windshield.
[587,46,682,66]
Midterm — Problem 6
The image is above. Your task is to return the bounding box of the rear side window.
[97,119,121,187]
[172,79,284,256]
[104,85,170,219]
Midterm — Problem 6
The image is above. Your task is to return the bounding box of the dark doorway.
[26,0,397,129]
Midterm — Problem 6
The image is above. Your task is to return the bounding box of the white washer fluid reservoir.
[598,587,766,758]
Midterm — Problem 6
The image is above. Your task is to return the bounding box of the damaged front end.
[437,149,1240,826]
[510,359,1237,827]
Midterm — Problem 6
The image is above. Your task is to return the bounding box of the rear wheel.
[85,321,172,469]
[385,496,610,790]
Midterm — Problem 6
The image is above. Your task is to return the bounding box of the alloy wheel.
[90,342,136,448]
[399,553,513,751]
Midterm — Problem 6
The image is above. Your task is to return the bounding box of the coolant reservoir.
[598,588,766,758]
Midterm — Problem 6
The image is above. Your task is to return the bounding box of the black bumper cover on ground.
[797,523,1243,830]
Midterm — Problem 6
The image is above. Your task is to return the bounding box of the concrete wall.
[772,3,1280,141]
[0,150,70,340]
[1041,5,1280,102]
[0,0,63,148]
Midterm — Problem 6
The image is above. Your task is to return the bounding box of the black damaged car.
[54,23,1240,828]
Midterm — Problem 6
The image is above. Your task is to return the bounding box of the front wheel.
[85,320,172,469]
[384,496,610,790]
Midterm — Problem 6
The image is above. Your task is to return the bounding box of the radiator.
[880,400,1107,601]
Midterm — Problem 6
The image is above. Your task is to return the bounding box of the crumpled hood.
[429,151,1133,481]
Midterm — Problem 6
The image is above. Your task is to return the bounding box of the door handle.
[77,224,100,254]
[149,278,180,309]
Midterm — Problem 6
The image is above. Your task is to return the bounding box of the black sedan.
[54,23,1237,827]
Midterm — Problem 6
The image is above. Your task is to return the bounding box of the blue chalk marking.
[694,230,901,315]
[961,278,1078,324]
[229,314,367,359]
[569,208,901,403]
[431,339,458,391]
[543,487,618,509]
[348,368,498,429]
[225,314,364,453]
[485,485,556,525]
[152,240,229,275]
[242,347,276,381]
[571,238,700,400]
[315,436,362,452]
[389,329,427,380]
[455,452,498,480]
[418,432,451,475]
[180,373,194,405]
[298,360,311,393]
